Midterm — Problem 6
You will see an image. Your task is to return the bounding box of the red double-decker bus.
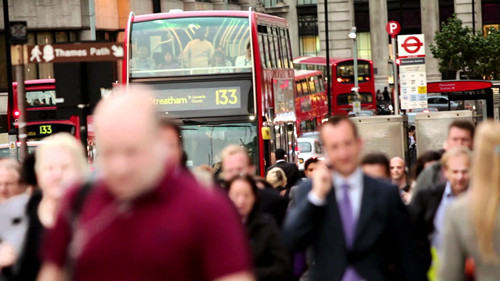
[294,70,327,135]
[10,79,80,141]
[293,56,376,115]
[123,10,295,173]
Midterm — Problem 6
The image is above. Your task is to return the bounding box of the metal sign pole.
[324,0,332,117]
[392,36,399,115]
[12,45,28,161]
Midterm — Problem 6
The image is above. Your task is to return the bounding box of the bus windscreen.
[336,61,371,83]
[130,17,251,77]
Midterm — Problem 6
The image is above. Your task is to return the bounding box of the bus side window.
[301,79,309,95]
[309,77,316,94]
[280,28,289,68]
[272,27,281,68]
[317,75,325,92]
[297,81,303,96]
[266,32,275,68]
[258,33,268,69]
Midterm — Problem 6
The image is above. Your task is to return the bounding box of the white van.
[297,137,322,172]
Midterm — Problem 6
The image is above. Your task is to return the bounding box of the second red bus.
[293,56,376,115]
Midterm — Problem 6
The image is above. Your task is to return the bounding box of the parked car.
[427,95,462,111]
[296,137,323,172]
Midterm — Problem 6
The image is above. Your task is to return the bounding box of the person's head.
[266,167,287,190]
[320,116,362,177]
[304,158,319,178]
[0,159,24,202]
[221,145,255,182]
[213,49,225,65]
[158,118,183,167]
[390,157,406,182]
[445,120,475,150]
[275,148,286,161]
[35,133,88,200]
[412,150,442,180]
[468,121,500,262]
[408,125,416,136]
[361,153,390,180]
[245,42,251,58]
[94,86,167,201]
[193,27,204,40]
[137,46,150,59]
[440,146,472,195]
[163,49,174,63]
[227,174,259,220]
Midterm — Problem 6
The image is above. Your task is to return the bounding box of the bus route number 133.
[40,125,52,135]
[215,89,238,105]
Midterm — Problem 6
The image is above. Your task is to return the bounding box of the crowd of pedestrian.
[0,85,499,281]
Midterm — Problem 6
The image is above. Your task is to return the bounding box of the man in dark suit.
[282,116,424,281]
[408,146,472,272]
[267,148,300,189]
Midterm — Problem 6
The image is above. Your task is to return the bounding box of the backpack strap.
[66,180,94,278]
[71,181,94,218]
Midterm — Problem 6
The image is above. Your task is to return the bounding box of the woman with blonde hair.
[439,121,500,281]
[5,133,89,281]
[266,167,287,197]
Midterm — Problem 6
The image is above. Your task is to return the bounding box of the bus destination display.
[152,87,242,112]
[27,124,75,139]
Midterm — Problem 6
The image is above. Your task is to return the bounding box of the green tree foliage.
[430,14,500,79]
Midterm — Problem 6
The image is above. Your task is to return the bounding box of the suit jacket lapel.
[352,175,378,247]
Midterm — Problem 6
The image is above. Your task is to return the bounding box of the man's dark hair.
[275,148,286,160]
[159,117,183,148]
[448,120,475,139]
[409,125,416,133]
[304,157,319,171]
[321,115,359,139]
[361,153,390,178]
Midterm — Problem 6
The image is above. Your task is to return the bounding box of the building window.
[297,0,316,5]
[299,36,319,56]
[262,0,278,7]
[357,32,371,60]
[298,12,319,56]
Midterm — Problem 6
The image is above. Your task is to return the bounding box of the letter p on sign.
[386,21,401,37]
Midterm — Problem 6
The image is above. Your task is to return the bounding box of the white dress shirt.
[333,168,364,220]
[308,168,364,220]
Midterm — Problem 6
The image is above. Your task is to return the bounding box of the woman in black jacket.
[227,175,291,281]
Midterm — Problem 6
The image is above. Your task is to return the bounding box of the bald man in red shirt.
[38,86,254,281]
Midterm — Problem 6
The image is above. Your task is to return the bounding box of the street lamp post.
[348,27,360,102]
